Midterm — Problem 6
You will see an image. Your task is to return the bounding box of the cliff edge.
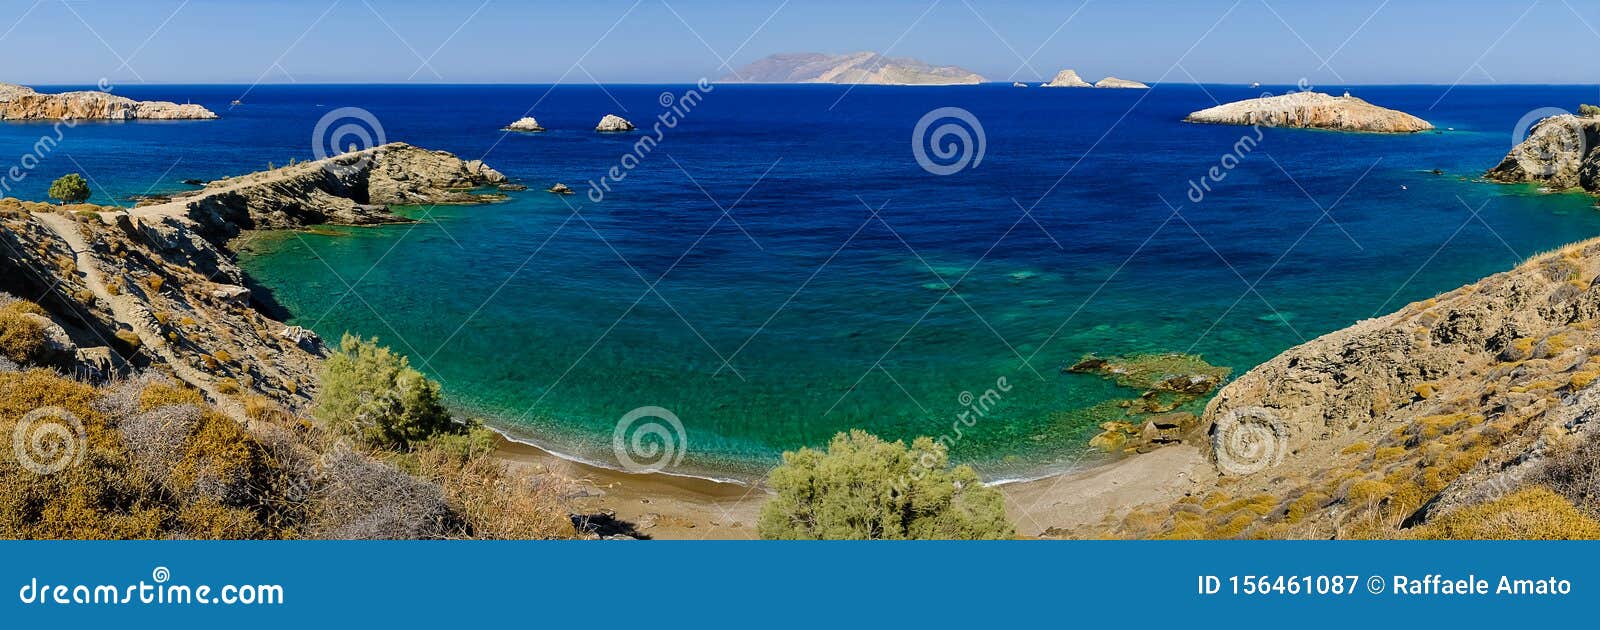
[0,82,217,120]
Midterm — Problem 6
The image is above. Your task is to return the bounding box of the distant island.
[1041,69,1149,89]
[1183,91,1432,133]
[0,82,216,120]
[723,52,985,85]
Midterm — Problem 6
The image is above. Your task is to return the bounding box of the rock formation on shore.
[723,52,985,85]
[0,82,217,120]
[503,116,545,132]
[1485,110,1600,192]
[1086,237,1600,539]
[595,114,635,132]
[1184,92,1433,133]
[1042,69,1092,87]
[1094,76,1148,89]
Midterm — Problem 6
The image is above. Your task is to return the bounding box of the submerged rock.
[595,114,635,132]
[1184,91,1433,133]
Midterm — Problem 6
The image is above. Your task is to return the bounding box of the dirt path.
[32,211,246,422]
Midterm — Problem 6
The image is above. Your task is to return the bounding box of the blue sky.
[1,0,1597,85]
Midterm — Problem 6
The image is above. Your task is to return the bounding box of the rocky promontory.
[1184,92,1433,133]
[0,82,216,120]
[1485,110,1600,192]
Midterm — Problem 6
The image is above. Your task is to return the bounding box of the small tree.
[314,334,456,451]
[758,430,1015,540]
[47,173,90,204]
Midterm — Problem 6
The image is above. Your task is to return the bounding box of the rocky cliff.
[1184,92,1433,133]
[1485,112,1600,192]
[724,52,985,85]
[1042,69,1092,87]
[0,83,216,120]
[1093,238,1600,539]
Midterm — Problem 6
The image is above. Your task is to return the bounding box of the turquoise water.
[8,84,1600,481]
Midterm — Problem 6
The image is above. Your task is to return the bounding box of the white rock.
[1094,76,1149,89]
[1042,69,1092,88]
[595,114,635,132]
[504,116,545,132]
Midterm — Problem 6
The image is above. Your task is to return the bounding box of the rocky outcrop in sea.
[1042,69,1092,88]
[1183,92,1432,133]
[1094,77,1148,89]
[596,114,635,132]
[503,116,545,132]
[1485,110,1600,192]
[0,82,217,120]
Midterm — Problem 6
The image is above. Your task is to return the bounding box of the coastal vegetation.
[315,334,456,451]
[758,430,1014,540]
[46,174,89,205]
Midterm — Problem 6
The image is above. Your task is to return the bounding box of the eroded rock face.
[1485,113,1600,192]
[0,83,217,120]
[128,142,507,241]
[1184,92,1433,133]
[595,114,635,132]
[1042,69,1092,88]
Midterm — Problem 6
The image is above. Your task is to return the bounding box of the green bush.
[1580,104,1600,118]
[314,334,457,450]
[47,174,90,204]
[758,430,1015,540]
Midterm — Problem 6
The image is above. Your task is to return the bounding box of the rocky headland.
[1184,92,1433,133]
[1485,109,1600,192]
[724,52,985,85]
[0,82,216,120]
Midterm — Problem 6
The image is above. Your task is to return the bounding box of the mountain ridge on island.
[0,82,216,120]
[722,52,985,85]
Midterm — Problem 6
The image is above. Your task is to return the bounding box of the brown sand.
[495,436,1211,540]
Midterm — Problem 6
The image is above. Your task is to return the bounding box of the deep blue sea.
[6,82,1599,481]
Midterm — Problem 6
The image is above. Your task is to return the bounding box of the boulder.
[503,116,545,132]
[595,114,635,132]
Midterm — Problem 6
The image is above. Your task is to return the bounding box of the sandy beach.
[495,436,1212,540]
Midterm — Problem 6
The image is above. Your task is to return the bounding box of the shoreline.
[490,426,1215,539]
